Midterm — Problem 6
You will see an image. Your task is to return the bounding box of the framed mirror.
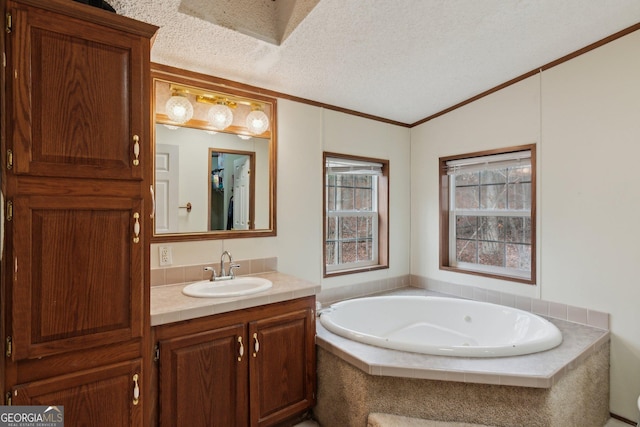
[151,64,277,242]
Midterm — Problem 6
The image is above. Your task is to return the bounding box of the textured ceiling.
[109,0,640,125]
[178,0,320,45]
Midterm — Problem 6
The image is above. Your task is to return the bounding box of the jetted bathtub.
[319,296,563,357]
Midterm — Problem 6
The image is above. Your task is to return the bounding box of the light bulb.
[165,95,193,124]
[246,110,269,135]
[208,104,233,130]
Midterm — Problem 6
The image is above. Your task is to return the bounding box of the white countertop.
[151,271,320,326]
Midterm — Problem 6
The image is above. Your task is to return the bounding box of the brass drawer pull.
[133,213,140,243]
[132,135,140,166]
[132,373,140,405]
[253,333,260,357]
[237,336,244,361]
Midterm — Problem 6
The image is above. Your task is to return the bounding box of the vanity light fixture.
[165,90,194,124]
[163,124,179,130]
[169,85,270,134]
[196,94,235,131]
[246,104,269,135]
[237,134,252,140]
[208,102,234,130]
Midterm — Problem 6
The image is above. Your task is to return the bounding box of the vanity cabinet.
[154,296,316,427]
[1,1,157,425]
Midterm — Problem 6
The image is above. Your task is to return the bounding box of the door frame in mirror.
[208,148,256,231]
[151,63,277,242]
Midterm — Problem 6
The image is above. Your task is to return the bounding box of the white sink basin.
[182,277,273,298]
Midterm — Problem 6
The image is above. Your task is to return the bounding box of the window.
[439,145,536,284]
[324,153,389,276]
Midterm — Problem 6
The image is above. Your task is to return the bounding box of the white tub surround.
[320,296,562,357]
[317,274,411,305]
[315,288,610,426]
[317,311,607,388]
[410,276,611,329]
[151,271,320,326]
[316,288,608,388]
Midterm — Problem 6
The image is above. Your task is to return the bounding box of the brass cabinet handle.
[150,185,155,219]
[237,336,244,361]
[252,333,260,357]
[132,135,140,166]
[132,373,140,405]
[133,212,140,243]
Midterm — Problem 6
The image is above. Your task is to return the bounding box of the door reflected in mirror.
[209,150,254,231]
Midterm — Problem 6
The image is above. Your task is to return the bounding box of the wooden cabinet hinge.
[5,392,11,406]
[153,343,160,362]
[5,336,12,357]
[5,200,12,222]
[5,13,11,34]
[6,149,13,170]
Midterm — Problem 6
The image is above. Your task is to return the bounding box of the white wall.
[274,100,324,281]
[411,29,640,420]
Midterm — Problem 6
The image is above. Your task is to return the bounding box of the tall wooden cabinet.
[1,1,157,426]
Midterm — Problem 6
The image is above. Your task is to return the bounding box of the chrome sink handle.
[229,263,241,279]
[204,266,217,281]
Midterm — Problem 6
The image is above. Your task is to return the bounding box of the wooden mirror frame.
[151,63,277,242]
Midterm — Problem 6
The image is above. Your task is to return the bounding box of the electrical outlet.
[159,246,172,266]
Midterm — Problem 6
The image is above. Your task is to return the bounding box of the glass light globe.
[165,95,193,124]
[246,110,269,135]
[208,104,233,130]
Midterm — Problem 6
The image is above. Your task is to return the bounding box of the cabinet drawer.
[11,359,144,427]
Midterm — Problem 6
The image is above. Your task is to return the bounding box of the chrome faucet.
[203,251,241,281]
[219,250,240,280]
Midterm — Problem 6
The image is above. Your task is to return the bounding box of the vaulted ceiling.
[110,0,640,125]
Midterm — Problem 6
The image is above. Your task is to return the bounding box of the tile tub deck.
[314,288,610,426]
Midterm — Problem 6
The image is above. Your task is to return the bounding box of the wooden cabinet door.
[12,359,144,427]
[158,324,248,427]
[10,195,145,360]
[8,1,148,180]
[249,307,316,427]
